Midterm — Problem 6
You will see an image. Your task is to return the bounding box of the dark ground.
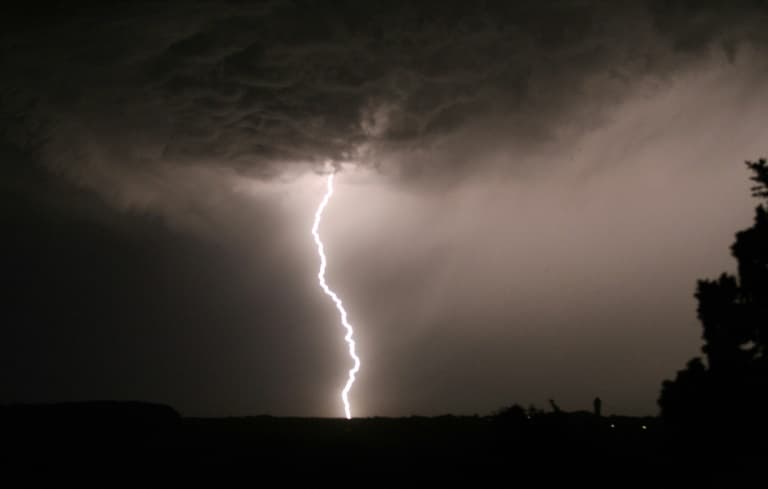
[1,401,765,487]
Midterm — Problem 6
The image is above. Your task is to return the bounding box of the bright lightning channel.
[312,172,361,419]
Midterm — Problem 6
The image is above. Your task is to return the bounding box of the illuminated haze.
[2,1,768,416]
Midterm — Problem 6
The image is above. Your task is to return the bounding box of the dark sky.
[2,1,768,417]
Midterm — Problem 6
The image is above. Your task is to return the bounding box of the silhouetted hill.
[1,401,764,487]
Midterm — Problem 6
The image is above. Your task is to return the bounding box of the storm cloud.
[3,1,766,192]
[2,1,768,417]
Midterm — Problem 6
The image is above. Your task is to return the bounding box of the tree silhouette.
[659,159,768,438]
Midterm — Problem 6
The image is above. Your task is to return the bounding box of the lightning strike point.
[312,173,361,419]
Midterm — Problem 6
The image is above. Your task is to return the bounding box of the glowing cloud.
[312,172,361,419]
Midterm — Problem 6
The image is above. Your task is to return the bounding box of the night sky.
[2,1,768,418]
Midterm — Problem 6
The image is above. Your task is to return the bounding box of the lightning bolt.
[312,172,361,419]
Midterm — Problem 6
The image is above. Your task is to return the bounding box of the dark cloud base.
[3,1,767,183]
